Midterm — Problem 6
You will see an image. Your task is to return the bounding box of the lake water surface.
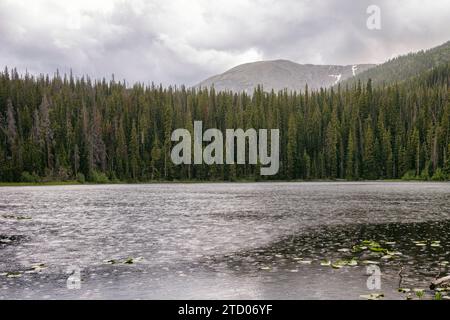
[1,182,449,299]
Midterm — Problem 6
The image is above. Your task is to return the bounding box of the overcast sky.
[1,0,450,86]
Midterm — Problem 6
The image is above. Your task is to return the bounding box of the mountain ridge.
[339,40,450,88]
[197,60,375,93]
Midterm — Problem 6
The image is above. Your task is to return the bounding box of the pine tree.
[363,117,377,179]
[150,133,161,180]
[325,109,338,178]
[444,143,450,177]
[129,121,139,180]
[346,129,355,180]
[302,150,311,179]
[39,95,54,173]
[286,114,297,179]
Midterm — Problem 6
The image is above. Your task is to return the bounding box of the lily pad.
[352,245,366,253]
[6,271,22,278]
[369,246,387,253]
[362,240,380,247]
[347,259,358,266]
[2,214,31,220]
[386,250,402,256]
[26,263,47,273]
[362,260,380,265]
[331,259,355,269]
[320,260,331,266]
[360,293,384,300]
[123,257,143,264]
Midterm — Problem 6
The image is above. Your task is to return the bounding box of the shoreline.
[0,179,448,187]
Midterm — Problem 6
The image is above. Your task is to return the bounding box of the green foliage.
[420,166,430,181]
[402,170,418,181]
[0,63,450,182]
[20,171,40,183]
[431,168,447,181]
[434,292,443,300]
[89,171,109,184]
[76,172,86,184]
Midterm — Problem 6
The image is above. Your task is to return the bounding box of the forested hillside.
[0,64,449,182]
[340,41,450,88]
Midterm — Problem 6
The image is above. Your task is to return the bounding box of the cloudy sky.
[1,0,450,86]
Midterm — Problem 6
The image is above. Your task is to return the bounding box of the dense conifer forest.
[0,63,449,182]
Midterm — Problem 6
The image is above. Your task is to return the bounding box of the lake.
[1,182,449,299]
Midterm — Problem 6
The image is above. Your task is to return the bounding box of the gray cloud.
[1,0,450,86]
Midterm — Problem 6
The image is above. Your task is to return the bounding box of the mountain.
[196,60,375,93]
[340,40,450,88]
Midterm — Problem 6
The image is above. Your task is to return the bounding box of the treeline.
[0,64,449,182]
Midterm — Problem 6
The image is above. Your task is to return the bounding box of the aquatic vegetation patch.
[105,259,118,265]
[1,214,32,220]
[104,257,144,265]
[360,293,384,300]
[430,241,441,248]
[0,234,28,245]
[414,288,425,299]
[0,271,22,278]
[413,240,427,247]
[320,260,331,266]
[352,240,389,255]
[434,292,443,300]
[320,258,357,269]
[26,263,47,273]
[361,260,380,265]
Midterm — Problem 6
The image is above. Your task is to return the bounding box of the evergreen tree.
[363,117,377,179]
[286,114,297,179]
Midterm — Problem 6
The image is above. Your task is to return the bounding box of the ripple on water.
[0,182,449,299]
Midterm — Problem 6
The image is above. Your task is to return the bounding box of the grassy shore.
[1,178,446,187]
[0,180,82,187]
